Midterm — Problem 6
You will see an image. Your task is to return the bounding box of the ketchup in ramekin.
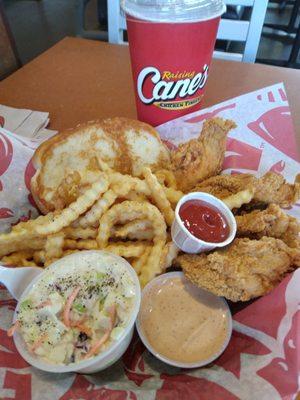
[171,192,236,254]
[179,199,230,243]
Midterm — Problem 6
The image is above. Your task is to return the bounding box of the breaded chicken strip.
[255,172,300,206]
[170,118,236,192]
[236,204,300,249]
[194,172,300,208]
[176,237,300,302]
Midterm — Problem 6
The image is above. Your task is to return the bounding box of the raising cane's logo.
[137,65,209,110]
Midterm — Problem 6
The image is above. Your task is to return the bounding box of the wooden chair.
[0,0,20,80]
[108,0,269,63]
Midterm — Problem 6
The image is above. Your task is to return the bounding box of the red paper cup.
[123,1,225,126]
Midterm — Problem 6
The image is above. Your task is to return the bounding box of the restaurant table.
[0,36,300,147]
[0,39,300,400]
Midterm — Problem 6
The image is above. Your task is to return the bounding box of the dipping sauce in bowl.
[136,272,232,368]
[179,199,230,243]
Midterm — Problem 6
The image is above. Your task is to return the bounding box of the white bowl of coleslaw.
[10,251,141,374]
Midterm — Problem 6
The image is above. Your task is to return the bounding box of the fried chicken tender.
[170,118,236,192]
[255,172,300,206]
[194,173,254,198]
[176,237,300,302]
[236,204,300,248]
[194,172,300,208]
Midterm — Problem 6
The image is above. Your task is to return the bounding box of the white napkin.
[0,104,58,232]
[0,104,57,138]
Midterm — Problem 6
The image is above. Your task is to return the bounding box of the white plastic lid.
[121,0,226,23]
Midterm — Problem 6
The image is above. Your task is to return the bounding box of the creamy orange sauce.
[139,276,229,364]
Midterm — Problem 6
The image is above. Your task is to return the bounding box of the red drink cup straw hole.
[122,0,226,126]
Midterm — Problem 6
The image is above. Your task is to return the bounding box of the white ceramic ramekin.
[136,271,232,369]
[171,192,237,253]
[12,251,141,374]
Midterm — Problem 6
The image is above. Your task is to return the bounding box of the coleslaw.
[8,252,136,365]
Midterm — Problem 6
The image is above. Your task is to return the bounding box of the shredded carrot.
[30,333,48,353]
[63,286,81,327]
[84,330,110,359]
[108,304,117,331]
[70,317,86,327]
[73,323,92,337]
[7,321,19,337]
[70,315,92,336]
[84,303,117,359]
[36,299,52,309]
